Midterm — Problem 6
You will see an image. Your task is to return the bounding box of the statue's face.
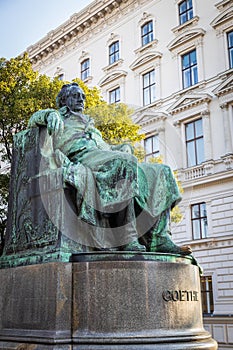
[66,86,85,112]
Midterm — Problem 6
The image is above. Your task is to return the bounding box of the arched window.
[81,59,90,81]
[178,0,193,25]
[141,21,153,46]
[109,41,119,65]
[227,31,233,69]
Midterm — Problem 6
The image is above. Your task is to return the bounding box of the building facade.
[26,0,233,348]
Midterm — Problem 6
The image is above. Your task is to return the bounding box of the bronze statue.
[28,83,191,255]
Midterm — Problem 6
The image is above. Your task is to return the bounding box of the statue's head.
[56,83,86,113]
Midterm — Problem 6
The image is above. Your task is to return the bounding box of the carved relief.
[1,128,83,267]
[167,28,206,53]
[130,51,162,71]
[99,70,127,87]
[168,93,212,115]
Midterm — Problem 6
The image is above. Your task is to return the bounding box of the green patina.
[0,83,193,268]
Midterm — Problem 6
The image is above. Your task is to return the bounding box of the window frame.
[142,69,156,106]
[178,0,193,25]
[181,49,198,89]
[81,58,90,81]
[185,117,204,167]
[141,20,154,47]
[109,41,120,65]
[191,202,208,240]
[109,87,120,104]
[144,134,160,162]
[200,276,214,315]
[227,30,233,69]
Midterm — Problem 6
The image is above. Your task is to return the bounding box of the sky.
[0,0,93,59]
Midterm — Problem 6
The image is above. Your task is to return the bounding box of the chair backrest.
[0,127,83,268]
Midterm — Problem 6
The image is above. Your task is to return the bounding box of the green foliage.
[86,103,145,145]
[148,155,164,164]
[133,144,146,163]
[0,53,64,162]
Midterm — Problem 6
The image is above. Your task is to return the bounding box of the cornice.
[215,0,233,12]
[171,16,200,35]
[98,69,127,87]
[134,109,167,126]
[210,5,233,31]
[168,92,212,116]
[167,28,206,52]
[27,0,128,65]
[213,71,233,97]
[140,116,166,127]
[186,235,233,250]
[130,50,162,71]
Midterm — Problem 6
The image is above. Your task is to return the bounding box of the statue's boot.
[149,210,192,255]
[121,240,146,252]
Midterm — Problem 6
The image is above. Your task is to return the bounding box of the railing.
[184,164,206,180]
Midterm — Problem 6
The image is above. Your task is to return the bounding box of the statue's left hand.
[47,111,64,135]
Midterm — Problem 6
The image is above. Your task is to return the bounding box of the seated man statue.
[28,82,191,255]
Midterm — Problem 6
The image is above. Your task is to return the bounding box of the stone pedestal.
[0,253,218,349]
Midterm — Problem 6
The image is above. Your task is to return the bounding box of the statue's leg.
[148,210,192,255]
[107,202,146,252]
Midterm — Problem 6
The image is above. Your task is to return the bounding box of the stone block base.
[0,253,218,349]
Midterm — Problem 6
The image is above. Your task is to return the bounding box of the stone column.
[173,120,184,169]
[220,103,233,155]
[158,126,166,160]
[201,110,213,161]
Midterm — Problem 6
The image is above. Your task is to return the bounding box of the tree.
[0,54,64,163]
[86,103,144,145]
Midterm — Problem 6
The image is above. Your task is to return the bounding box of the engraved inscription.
[162,290,199,302]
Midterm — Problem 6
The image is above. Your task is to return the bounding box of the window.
[141,21,153,46]
[200,276,214,315]
[81,59,90,81]
[109,87,120,103]
[185,118,204,166]
[143,70,156,106]
[191,202,208,240]
[227,31,233,69]
[144,135,159,162]
[109,41,119,65]
[179,0,193,25]
[182,49,198,88]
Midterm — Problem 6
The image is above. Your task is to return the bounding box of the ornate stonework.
[28,0,142,69]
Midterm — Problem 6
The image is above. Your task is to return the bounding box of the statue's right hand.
[47,111,64,135]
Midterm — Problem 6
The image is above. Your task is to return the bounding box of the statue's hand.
[47,111,64,135]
